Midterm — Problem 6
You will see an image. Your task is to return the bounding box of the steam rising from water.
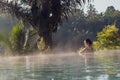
[0,50,119,63]
[0,52,86,71]
[0,50,120,80]
[0,50,119,68]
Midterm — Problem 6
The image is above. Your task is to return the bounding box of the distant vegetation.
[55,5,120,51]
[0,4,120,54]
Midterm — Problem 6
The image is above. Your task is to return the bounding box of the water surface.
[0,51,120,80]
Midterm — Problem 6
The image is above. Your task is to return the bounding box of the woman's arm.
[80,48,86,53]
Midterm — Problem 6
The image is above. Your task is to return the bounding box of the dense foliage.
[54,5,120,51]
[93,25,120,50]
[0,0,89,51]
[0,1,120,51]
[0,20,37,55]
[0,32,12,54]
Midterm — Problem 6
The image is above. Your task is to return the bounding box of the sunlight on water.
[0,50,120,80]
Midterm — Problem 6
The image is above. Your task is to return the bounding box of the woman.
[79,39,94,65]
[80,39,93,54]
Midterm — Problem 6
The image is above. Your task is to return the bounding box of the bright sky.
[85,0,120,13]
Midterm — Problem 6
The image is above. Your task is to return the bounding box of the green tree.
[0,0,90,51]
[0,20,37,55]
[105,6,116,17]
[10,20,25,53]
[87,4,97,17]
[10,20,37,53]
[0,32,12,54]
[93,24,120,50]
[54,6,120,51]
[104,6,120,25]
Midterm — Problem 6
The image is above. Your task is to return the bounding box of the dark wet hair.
[85,39,92,45]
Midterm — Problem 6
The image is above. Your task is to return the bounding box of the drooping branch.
[0,0,33,27]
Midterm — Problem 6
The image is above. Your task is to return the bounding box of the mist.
[0,14,18,34]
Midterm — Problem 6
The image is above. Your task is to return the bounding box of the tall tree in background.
[0,0,90,50]
[87,4,97,17]
[105,6,116,17]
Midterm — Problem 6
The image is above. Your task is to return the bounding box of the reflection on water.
[0,51,120,80]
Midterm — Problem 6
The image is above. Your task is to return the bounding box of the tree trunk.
[37,27,53,51]
[36,0,53,51]
[31,0,61,51]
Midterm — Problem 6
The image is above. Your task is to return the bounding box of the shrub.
[93,24,120,50]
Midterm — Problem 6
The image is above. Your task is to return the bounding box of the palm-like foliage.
[0,32,12,54]
[10,20,25,52]
[0,20,25,55]
[0,20,37,55]
[0,0,90,50]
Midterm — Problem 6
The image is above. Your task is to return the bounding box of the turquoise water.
[0,51,120,80]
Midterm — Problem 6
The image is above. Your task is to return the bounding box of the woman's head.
[84,39,92,47]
